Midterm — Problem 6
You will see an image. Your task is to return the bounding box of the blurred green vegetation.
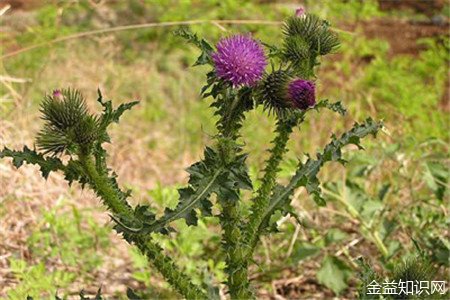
[0,0,448,298]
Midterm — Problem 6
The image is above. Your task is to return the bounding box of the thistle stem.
[79,153,207,299]
[243,119,296,257]
[219,199,253,299]
[217,94,253,299]
[79,152,133,215]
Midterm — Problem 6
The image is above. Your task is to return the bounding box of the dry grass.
[1,2,448,298]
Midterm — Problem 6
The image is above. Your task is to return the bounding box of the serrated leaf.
[174,27,214,66]
[0,146,64,179]
[64,159,89,186]
[261,118,382,229]
[97,89,138,133]
[317,255,352,295]
[149,171,220,231]
[143,145,252,233]
[144,148,224,232]
[313,99,347,116]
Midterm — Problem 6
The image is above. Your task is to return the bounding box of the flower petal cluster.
[287,79,316,109]
[212,35,267,86]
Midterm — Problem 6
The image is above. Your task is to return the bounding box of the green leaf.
[261,118,382,229]
[356,258,383,300]
[423,161,448,201]
[313,99,347,116]
[97,89,138,134]
[361,199,383,219]
[0,146,64,179]
[143,146,252,233]
[174,27,214,66]
[377,183,390,200]
[126,288,141,300]
[325,228,348,246]
[64,159,88,186]
[289,242,321,263]
[317,255,352,295]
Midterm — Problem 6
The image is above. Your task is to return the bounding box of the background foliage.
[0,0,448,299]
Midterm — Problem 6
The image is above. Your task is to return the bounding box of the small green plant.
[1,12,383,299]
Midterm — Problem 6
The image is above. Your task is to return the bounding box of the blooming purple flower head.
[287,79,316,110]
[212,34,267,87]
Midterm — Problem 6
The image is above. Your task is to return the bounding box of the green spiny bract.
[283,14,339,77]
[37,89,99,155]
[1,11,383,300]
[35,89,138,156]
[283,14,340,56]
[260,70,294,117]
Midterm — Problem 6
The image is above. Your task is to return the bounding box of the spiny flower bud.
[212,34,267,87]
[261,70,292,113]
[36,89,99,155]
[261,71,316,116]
[284,14,339,57]
[40,88,88,131]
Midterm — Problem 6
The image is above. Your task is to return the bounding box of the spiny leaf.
[141,147,224,233]
[313,99,347,116]
[64,159,89,186]
[147,170,221,232]
[356,258,383,300]
[142,146,252,233]
[97,89,139,134]
[174,27,214,66]
[0,146,64,179]
[262,42,282,58]
[126,288,141,300]
[79,288,102,300]
[261,118,382,230]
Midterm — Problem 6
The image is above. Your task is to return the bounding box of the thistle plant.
[1,12,383,299]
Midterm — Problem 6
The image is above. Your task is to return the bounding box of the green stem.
[79,152,132,215]
[79,154,207,299]
[134,235,207,300]
[243,120,295,257]
[220,200,252,299]
[217,94,253,299]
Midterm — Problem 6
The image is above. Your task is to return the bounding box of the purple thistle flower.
[212,34,267,87]
[287,79,316,109]
[52,89,63,98]
[295,6,306,17]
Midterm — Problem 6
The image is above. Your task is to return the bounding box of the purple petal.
[212,35,267,87]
